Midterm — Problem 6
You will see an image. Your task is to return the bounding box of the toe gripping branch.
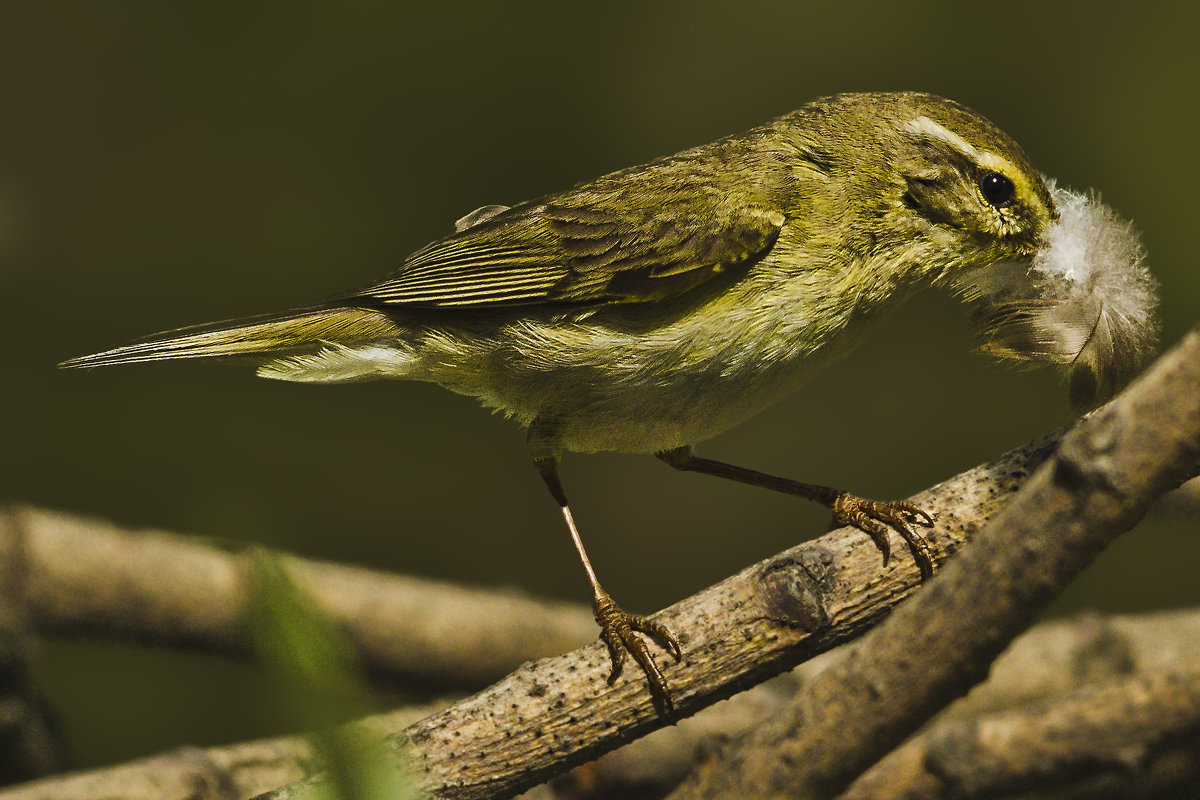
[593,588,682,713]
[831,495,936,579]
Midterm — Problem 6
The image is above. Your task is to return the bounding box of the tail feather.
[59,307,404,370]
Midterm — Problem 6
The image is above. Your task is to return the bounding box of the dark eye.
[980,172,1016,208]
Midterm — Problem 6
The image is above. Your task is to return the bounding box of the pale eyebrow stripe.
[905,115,980,160]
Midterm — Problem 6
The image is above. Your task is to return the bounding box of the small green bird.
[63,92,1157,710]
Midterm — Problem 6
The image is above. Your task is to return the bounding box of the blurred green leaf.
[247,548,416,800]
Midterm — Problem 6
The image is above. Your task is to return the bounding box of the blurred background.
[0,0,1196,773]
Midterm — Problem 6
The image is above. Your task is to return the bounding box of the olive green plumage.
[63,92,1126,456]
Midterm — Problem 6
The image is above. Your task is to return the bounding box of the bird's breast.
[420,263,888,454]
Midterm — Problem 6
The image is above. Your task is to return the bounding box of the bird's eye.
[980,172,1016,208]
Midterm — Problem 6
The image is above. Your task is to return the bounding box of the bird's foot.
[592,588,681,713]
[832,494,936,579]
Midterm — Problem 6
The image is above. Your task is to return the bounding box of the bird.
[62,91,1157,711]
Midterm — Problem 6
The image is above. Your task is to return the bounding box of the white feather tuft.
[955,181,1159,407]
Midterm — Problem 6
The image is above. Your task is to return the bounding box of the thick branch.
[668,329,1200,800]
[1,507,595,688]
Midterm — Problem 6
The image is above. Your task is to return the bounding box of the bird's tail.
[59,307,405,374]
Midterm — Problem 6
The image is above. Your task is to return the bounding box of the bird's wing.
[352,183,784,309]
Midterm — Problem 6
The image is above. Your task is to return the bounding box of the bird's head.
[797,92,1158,406]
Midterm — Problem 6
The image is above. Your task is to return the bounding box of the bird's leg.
[656,446,936,578]
[534,456,681,711]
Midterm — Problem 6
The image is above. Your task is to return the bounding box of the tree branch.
[248,420,1075,797]
[1,506,595,688]
[840,666,1200,800]
[666,329,1200,800]
[0,702,446,800]
[0,509,64,784]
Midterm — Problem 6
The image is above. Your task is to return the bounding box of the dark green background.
[1,0,1196,772]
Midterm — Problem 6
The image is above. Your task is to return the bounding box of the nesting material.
[957,181,1159,407]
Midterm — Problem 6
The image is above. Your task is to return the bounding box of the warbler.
[62,92,1157,711]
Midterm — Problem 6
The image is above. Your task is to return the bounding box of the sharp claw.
[897,502,936,527]
[913,547,934,580]
[861,517,892,565]
[892,516,934,580]
[631,616,682,661]
[901,526,935,579]
[600,629,626,684]
[625,635,672,712]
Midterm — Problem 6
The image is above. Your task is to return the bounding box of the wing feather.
[349,173,784,309]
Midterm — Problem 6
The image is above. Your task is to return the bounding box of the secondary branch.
[0,507,595,688]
